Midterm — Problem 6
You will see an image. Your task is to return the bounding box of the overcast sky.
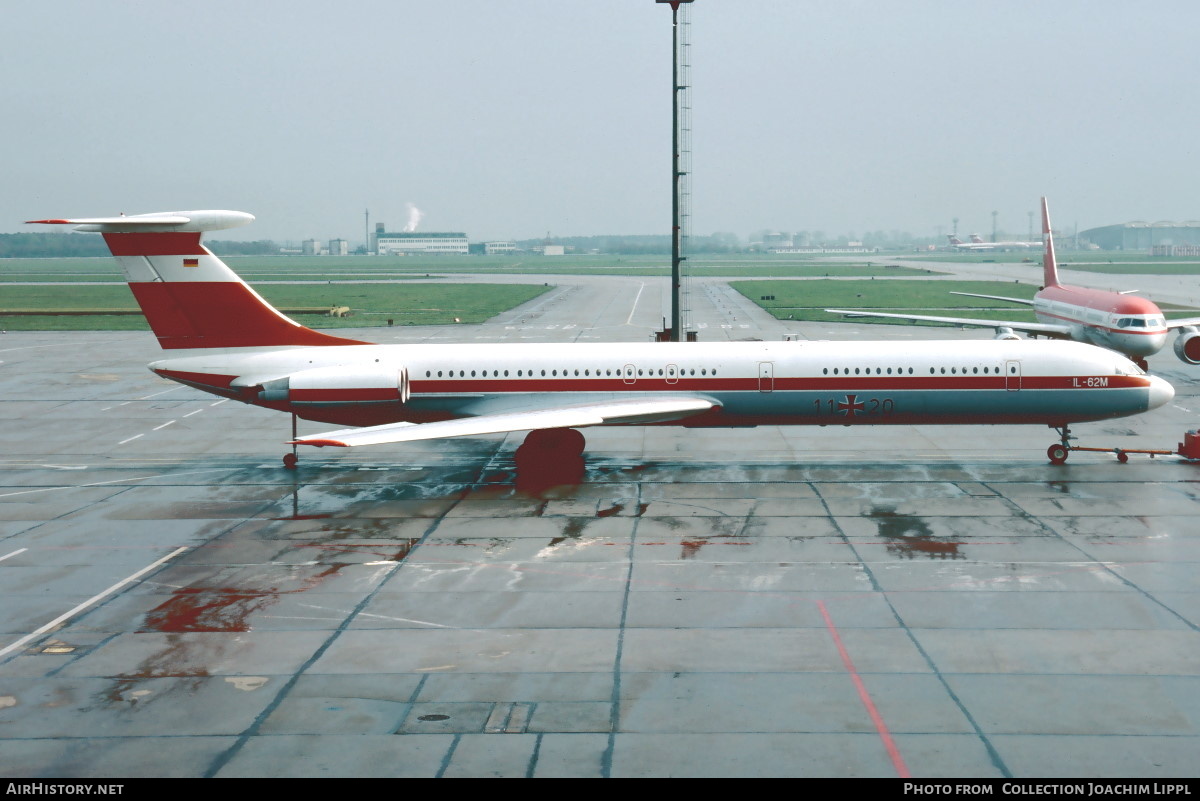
[5,1,1199,244]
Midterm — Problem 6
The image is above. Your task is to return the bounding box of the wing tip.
[290,438,348,448]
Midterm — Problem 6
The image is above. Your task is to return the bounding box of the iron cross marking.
[836,394,865,417]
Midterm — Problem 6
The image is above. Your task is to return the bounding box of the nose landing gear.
[1047,422,1180,464]
[1047,424,1073,464]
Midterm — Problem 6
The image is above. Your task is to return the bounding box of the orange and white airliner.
[837,198,1200,369]
[28,208,1174,466]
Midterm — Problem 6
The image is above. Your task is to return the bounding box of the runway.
[1,272,1199,778]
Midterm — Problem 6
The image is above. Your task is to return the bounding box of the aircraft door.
[623,364,637,385]
[758,361,774,392]
[1005,360,1021,391]
[399,367,410,403]
[666,363,679,385]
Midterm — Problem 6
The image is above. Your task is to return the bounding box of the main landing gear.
[283,413,300,470]
[515,428,586,491]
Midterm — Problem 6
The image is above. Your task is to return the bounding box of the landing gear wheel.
[282,452,298,470]
[1047,443,1069,465]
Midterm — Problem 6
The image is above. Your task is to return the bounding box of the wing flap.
[292,396,717,448]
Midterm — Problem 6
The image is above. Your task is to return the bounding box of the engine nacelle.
[1173,326,1200,365]
[256,365,410,405]
[993,327,1021,341]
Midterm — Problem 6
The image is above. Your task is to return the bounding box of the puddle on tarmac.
[868,505,964,560]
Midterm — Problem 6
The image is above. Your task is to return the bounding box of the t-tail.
[1041,196,1061,288]
[26,210,365,351]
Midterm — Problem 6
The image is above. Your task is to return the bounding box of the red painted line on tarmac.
[817,599,910,778]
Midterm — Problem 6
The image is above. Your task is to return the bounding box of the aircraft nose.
[1147,375,1175,410]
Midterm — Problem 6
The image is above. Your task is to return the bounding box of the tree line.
[0,233,281,258]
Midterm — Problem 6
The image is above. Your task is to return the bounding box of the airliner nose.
[1147,375,1175,410]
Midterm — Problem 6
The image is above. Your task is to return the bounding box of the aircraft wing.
[1166,316,1200,330]
[825,308,1074,337]
[291,396,717,448]
[948,291,1035,307]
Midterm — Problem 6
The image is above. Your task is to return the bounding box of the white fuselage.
[149,338,1170,430]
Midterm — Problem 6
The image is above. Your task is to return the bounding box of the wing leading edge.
[826,308,1073,337]
[292,396,718,448]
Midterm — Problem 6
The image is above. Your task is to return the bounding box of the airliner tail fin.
[1041,197,1060,288]
[27,210,365,350]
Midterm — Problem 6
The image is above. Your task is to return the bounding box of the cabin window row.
[423,368,720,378]
[821,366,1007,375]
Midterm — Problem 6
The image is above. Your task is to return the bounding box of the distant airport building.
[762,231,794,251]
[375,231,469,255]
[1079,221,1200,251]
[302,238,323,256]
[1151,244,1200,257]
[328,238,348,256]
[469,241,518,255]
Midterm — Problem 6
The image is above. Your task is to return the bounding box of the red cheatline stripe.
[291,389,399,402]
[410,375,1146,394]
[818,600,910,778]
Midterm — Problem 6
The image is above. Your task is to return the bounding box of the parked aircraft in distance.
[946,233,1041,251]
[835,198,1200,370]
[28,209,1174,466]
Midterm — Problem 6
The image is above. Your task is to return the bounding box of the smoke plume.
[403,202,424,232]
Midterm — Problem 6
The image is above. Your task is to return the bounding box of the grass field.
[731,279,1200,326]
[0,283,552,331]
[6,251,1200,331]
[0,253,935,282]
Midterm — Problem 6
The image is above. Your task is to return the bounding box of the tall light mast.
[656,0,693,342]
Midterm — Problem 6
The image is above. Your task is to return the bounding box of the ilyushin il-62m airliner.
[29,209,1174,468]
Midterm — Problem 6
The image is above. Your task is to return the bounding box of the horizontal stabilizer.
[27,210,254,233]
[293,396,717,447]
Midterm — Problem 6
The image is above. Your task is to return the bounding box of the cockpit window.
[1115,359,1146,377]
[1117,318,1131,328]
